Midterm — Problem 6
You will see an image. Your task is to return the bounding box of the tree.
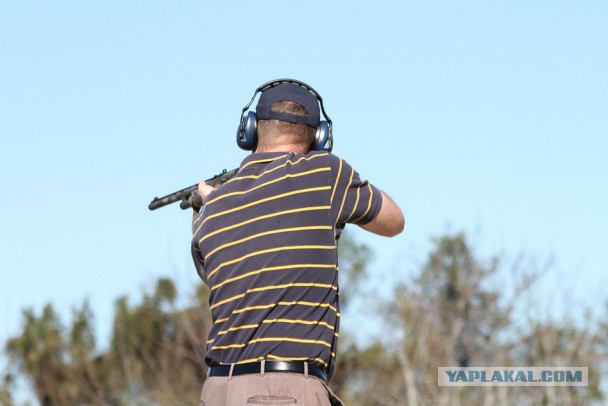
[5,278,213,405]
[6,304,73,405]
[370,233,604,405]
[3,232,605,405]
[104,277,212,405]
[0,371,15,406]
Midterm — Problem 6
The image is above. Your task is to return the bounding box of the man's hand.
[198,181,216,200]
[192,181,217,215]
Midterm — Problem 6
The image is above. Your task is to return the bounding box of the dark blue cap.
[256,83,320,128]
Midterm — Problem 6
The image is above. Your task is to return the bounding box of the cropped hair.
[257,101,316,149]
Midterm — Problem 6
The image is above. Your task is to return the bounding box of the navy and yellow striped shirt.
[191,150,382,379]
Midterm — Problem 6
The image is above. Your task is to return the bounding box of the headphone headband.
[242,79,333,129]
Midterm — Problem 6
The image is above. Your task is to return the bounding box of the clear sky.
[1,1,607,355]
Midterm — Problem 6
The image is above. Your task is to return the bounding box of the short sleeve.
[329,156,383,227]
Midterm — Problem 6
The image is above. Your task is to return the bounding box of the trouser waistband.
[208,360,327,383]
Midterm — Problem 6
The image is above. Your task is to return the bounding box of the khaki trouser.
[200,371,344,406]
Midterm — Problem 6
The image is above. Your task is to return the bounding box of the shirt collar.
[240,151,290,168]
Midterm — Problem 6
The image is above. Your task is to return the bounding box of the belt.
[208,360,327,383]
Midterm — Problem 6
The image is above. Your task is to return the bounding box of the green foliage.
[341,233,605,405]
[5,278,211,405]
[2,232,606,405]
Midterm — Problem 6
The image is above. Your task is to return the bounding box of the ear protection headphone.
[236,78,333,152]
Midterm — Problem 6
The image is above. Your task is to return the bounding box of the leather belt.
[208,360,327,383]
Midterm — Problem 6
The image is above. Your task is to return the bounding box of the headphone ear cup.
[314,121,332,152]
[236,111,258,150]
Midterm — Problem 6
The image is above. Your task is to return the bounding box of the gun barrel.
[148,186,196,211]
[148,168,239,211]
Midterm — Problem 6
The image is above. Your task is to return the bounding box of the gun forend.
[148,168,238,211]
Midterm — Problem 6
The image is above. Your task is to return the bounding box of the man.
[192,79,404,405]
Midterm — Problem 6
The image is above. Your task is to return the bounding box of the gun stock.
[148,168,238,211]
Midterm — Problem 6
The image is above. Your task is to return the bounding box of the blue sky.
[1,0,607,356]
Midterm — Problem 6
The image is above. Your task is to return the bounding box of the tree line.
[1,232,606,405]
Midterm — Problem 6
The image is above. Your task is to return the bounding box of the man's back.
[192,150,382,379]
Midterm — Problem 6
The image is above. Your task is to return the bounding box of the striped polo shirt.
[191,150,382,379]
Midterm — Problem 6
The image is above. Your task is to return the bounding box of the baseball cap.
[256,83,320,128]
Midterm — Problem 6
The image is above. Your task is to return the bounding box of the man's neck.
[256,144,309,154]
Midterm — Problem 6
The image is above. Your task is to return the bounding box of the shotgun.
[148,168,238,211]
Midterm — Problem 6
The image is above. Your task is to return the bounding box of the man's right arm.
[359,191,404,237]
